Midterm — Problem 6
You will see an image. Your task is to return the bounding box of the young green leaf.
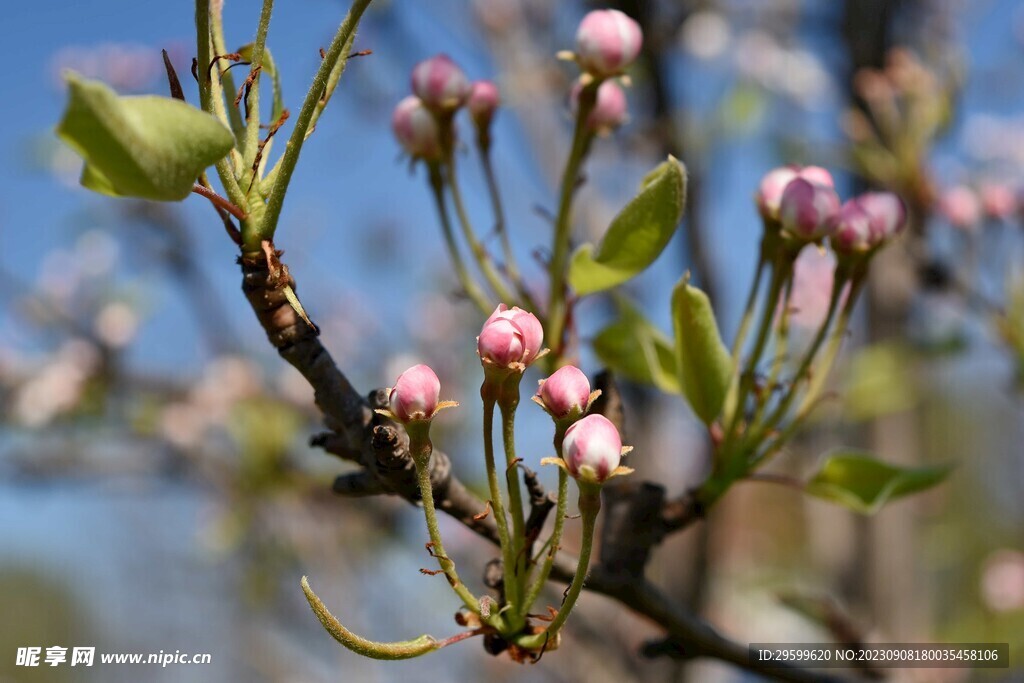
[568,156,686,296]
[56,73,235,201]
[804,450,952,514]
[592,298,681,394]
[671,275,733,423]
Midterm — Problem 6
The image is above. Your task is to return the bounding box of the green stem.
[444,153,516,304]
[481,395,519,615]
[478,138,534,309]
[195,0,249,216]
[498,387,527,622]
[747,275,794,430]
[514,486,600,650]
[428,164,492,314]
[210,0,245,143]
[751,270,851,445]
[730,250,767,364]
[520,463,568,619]
[721,259,792,449]
[545,83,598,363]
[796,275,866,415]
[241,0,275,179]
[260,0,373,249]
[408,430,481,615]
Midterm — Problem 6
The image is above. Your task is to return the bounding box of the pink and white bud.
[857,191,907,243]
[411,54,471,113]
[575,9,643,78]
[797,166,835,189]
[478,304,544,369]
[939,185,981,231]
[571,79,628,135]
[779,178,841,239]
[388,364,441,422]
[980,183,1016,220]
[391,96,442,160]
[537,365,591,418]
[467,80,500,130]
[561,413,622,483]
[756,165,835,221]
[831,199,873,253]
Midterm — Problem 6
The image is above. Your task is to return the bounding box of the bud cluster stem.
[498,386,528,624]
[407,423,485,617]
[545,82,599,365]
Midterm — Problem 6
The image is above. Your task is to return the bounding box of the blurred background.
[2,0,1023,681]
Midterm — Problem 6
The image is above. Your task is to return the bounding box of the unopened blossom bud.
[857,191,906,243]
[411,54,471,113]
[939,185,981,230]
[571,80,628,135]
[391,96,441,160]
[575,9,643,78]
[467,80,500,130]
[831,199,873,253]
[562,413,622,484]
[537,366,591,419]
[388,364,441,422]
[779,177,840,240]
[756,165,835,221]
[477,304,544,369]
[980,183,1016,220]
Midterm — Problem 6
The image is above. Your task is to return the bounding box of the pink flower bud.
[571,80,628,134]
[756,166,799,219]
[562,413,622,483]
[939,185,981,231]
[478,304,544,369]
[411,54,471,112]
[537,366,591,418]
[575,9,643,78]
[857,191,906,243]
[832,199,873,253]
[980,183,1016,220]
[391,96,442,160]
[756,165,835,220]
[797,166,835,189]
[388,364,441,422]
[779,178,840,239]
[467,80,500,129]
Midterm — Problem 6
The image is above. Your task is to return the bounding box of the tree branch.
[238,253,845,681]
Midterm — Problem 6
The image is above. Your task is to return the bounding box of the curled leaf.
[671,274,733,424]
[301,576,438,660]
[57,72,234,201]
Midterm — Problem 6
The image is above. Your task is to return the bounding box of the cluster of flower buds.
[563,9,643,136]
[938,183,1021,230]
[756,165,907,255]
[534,366,631,484]
[391,55,500,160]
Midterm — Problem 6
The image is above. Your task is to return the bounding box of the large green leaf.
[568,156,686,296]
[592,298,681,394]
[805,451,952,514]
[56,73,235,201]
[671,275,733,424]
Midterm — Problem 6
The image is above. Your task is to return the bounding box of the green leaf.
[237,43,284,121]
[804,451,952,514]
[56,72,235,201]
[592,298,681,394]
[671,275,733,423]
[568,156,686,296]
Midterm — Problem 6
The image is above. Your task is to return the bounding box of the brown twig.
[191,183,247,220]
